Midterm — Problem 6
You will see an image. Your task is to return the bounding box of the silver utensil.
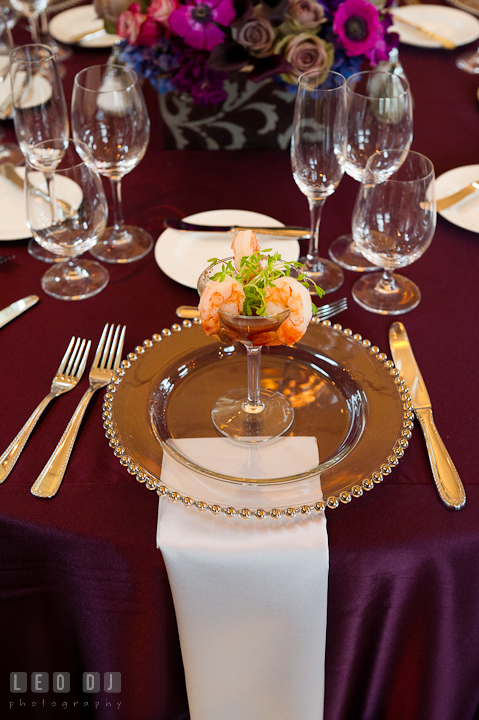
[0,295,39,329]
[393,14,456,49]
[31,323,126,498]
[0,336,91,484]
[176,296,348,321]
[436,179,479,211]
[70,27,108,44]
[165,218,310,237]
[389,322,465,510]
[0,162,73,217]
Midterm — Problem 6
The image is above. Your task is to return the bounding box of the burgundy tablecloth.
[1,9,479,720]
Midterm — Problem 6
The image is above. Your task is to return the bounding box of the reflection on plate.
[103,321,413,516]
[155,209,301,289]
[0,168,83,241]
[436,164,479,232]
[392,4,479,47]
[0,69,52,120]
[49,5,118,48]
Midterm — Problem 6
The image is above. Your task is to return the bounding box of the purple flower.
[169,0,236,51]
[172,46,229,102]
[333,0,381,57]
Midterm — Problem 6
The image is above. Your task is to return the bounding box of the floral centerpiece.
[100,0,399,105]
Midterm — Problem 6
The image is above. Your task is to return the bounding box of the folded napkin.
[157,437,328,720]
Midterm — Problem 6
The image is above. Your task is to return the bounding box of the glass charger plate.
[103,319,413,517]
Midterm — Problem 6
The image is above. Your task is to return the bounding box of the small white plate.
[49,5,118,48]
[391,5,479,47]
[0,168,83,241]
[0,68,52,119]
[436,164,479,233]
[155,209,301,289]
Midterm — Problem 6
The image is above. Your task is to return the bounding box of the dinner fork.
[175,296,348,321]
[31,323,126,498]
[0,336,91,484]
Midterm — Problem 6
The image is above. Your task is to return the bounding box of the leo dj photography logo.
[8,673,121,712]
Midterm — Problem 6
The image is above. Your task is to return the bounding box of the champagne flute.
[71,64,153,264]
[25,138,109,300]
[351,149,436,315]
[291,70,347,294]
[9,42,69,262]
[329,70,413,272]
[197,259,294,443]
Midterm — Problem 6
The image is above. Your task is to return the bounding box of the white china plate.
[436,164,479,232]
[0,168,83,241]
[49,5,119,48]
[0,68,52,119]
[391,5,479,47]
[155,209,301,289]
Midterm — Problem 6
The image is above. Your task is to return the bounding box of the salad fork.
[175,296,348,321]
[0,336,91,484]
[31,323,126,498]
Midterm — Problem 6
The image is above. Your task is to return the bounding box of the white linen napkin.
[157,437,329,720]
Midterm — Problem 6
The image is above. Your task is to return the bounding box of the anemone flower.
[169,0,236,52]
[333,0,380,57]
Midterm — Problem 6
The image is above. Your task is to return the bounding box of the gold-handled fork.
[31,323,126,498]
[0,336,91,484]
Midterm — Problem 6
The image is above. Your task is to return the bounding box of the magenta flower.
[333,0,381,58]
[169,0,236,52]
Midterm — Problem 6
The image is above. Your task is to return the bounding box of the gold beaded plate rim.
[102,319,413,519]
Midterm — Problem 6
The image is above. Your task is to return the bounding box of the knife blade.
[164,218,310,238]
[393,14,456,49]
[436,180,479,211]
[0,295,39,329]
[389,322,465,510]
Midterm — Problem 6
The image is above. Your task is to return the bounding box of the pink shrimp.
[264,276,312,345]
[231,229,261,272]
[198,275,245,336]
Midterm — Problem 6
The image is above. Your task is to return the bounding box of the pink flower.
[275,32,333,84]
[169,0,236,52]
[333,0,381,57]
[148,0,177,27]
[117,4,145,43]
[286,0,326,30]
[237,16,275,55]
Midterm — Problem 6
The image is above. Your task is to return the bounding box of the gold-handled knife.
[164,218,310,237]
[389,322,465,510]
[393,14,456,49]
[436,179,479,211]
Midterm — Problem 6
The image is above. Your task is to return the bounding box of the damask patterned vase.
[159,75,296,151]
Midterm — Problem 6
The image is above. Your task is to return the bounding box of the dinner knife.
[389,322,465,510]
[0,295,39,329]
[165,218,310,237]
[393,15,456,49]
[436,180,479,211]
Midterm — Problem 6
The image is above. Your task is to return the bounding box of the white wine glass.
[352,149,436,315]
[329,70,413,272]
[9,42,69,262]
[71,64,153,264]
[197,259,294,443]
[0,7,23,165]
[9,0,47,42]
[25,138,109,300]
[291,70,347,294]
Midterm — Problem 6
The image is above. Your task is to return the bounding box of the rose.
[117,4,145,43]
[275,32,333,84]
[148,0,177,27]
[286,0,326,30]
[237,16,275,55]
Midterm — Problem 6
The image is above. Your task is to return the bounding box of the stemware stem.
[306,197,325,270]
[376,269,399,294]
[244,346,264,414]
[109,177,126,237]
[27,16,39,43]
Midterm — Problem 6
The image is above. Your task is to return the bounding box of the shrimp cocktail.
[197,230,323,444]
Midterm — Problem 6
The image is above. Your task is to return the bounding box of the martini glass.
[198,259,294,444]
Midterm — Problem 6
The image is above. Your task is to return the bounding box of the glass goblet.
[9,42,69,263]
[291,70,347,294]
[71,64,153,264]
[25,138,109,300]
[329,70,413,272]
[10,0,47,43]
[352,149,436,315]
[198,259,294,444]
[0,8,23,165]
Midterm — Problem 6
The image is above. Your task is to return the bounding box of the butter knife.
[393,15,456,49]
[0,295,39,329]
[389,322,465,510]
[436,179,479,211]
[165,218,310,237]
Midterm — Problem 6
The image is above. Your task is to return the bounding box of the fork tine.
[65,338,85,376]
[57,337,76,375]
[100,324,115,369]
[92,324,109,369]
[73,340,91,379]
[105,325,120,370]
[112,326,126,370]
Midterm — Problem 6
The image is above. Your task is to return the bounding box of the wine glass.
[71,64,153,264]
[0,7,24,165]
[25,138,109,300]
[197,259,294,443]
[9,0,47,42]
[351,149,436,315]
[456,45,479,74]
[329,70,413,272]
[9,42,69,262]
[291,70,347,294]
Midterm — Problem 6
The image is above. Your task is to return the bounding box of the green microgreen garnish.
[207,251,325,316]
